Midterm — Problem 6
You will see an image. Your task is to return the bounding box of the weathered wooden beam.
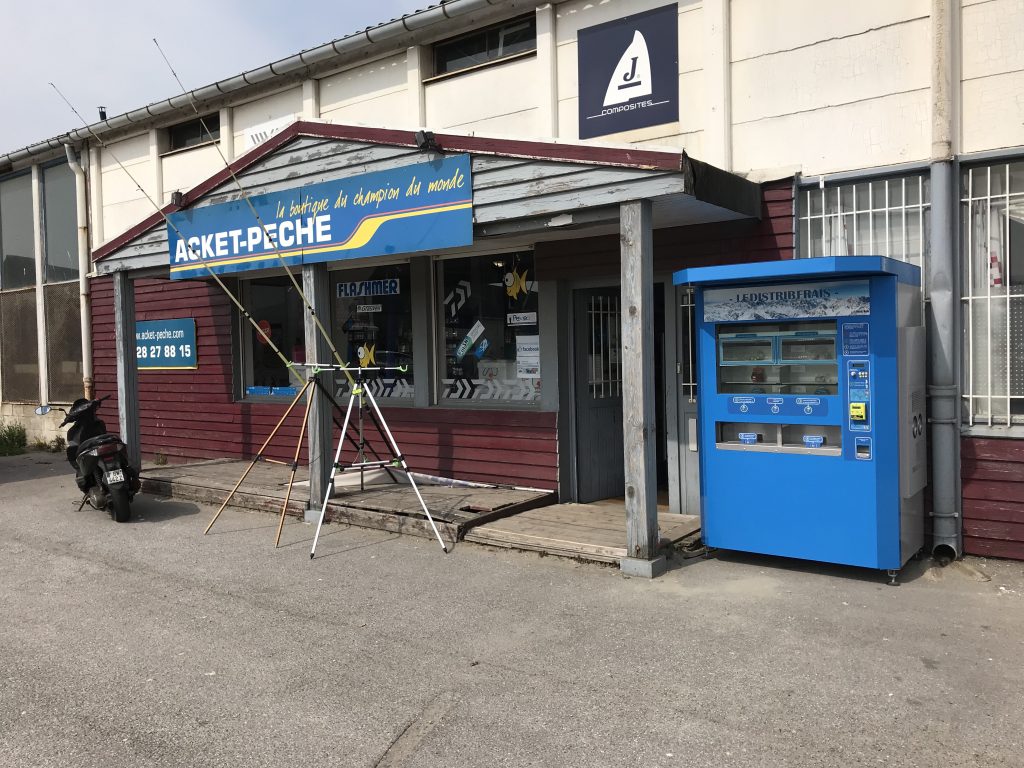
[619,199,665,577]
[113,270,141,469]
[303,263,333,507]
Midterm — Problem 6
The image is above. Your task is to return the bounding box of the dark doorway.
[573,285,665,503]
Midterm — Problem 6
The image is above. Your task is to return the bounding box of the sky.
[0,0,427,155]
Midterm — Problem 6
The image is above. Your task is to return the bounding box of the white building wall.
[730,0,932,177]
[424,56,542,137]
[162,144,223,206]
[232,87,303,157]
[320,53,412,128]
[99,133,155,242]
[960,0,1024,154]
[88,0,1024,247]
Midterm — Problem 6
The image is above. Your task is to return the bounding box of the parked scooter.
[35,396,140,522]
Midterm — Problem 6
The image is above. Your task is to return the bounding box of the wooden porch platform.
[141,459,553,546]
[466,502,700,563]
[140,460,698,565]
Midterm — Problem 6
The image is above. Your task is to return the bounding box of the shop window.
[330,263,414,400]
[960,161,1024,427]
[240,277,305,397]
[42,162,79,283]
[0,173,35,290]
[438,251,540,403]
[432,15,536,76]
[798,174,931,287]
[167,113,220,152]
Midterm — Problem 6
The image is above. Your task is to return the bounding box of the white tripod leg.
[310,386,357,559]
[363,385,449,553]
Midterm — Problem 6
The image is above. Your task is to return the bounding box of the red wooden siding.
[962,437,1024,560]
[90,276,558,489]
[535,179,794,279]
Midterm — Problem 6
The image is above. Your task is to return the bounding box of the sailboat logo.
[603,31,653,107]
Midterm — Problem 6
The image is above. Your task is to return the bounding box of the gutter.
[64,144,94,399]
[0,0,507,170]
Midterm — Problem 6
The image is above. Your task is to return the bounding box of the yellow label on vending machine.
[849,402,867,421]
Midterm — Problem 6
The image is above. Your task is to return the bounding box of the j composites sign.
[577,4,679,140]
[167,155,472,279]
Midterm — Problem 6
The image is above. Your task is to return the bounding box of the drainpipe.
[64,143,93,400]
[928,0,961,560]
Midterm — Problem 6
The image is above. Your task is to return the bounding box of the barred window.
[961,162,1024,427]
[798,174,931,288]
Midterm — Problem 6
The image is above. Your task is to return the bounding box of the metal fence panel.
[44,281,83,403]
[0,287,39,403]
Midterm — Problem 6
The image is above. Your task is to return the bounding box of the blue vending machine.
[673,257,928,580]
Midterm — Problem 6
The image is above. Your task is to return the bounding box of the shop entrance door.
[574,287,624,502]
[573,286,666,503]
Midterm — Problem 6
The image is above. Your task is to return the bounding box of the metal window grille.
[0,287,39,402]
[587,293,621,398]
[960,162,1024,427]
[679,287,698,402]
[44,281,83,403]
[798,174,931,294]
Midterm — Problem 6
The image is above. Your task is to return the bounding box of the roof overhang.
[93,121,762,275]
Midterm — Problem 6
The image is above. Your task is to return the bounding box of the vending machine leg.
[886,569,900,587]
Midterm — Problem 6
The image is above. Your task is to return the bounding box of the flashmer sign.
[577,4,679,140]
[167,155,472,279]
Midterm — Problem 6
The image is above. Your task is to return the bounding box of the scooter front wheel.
[109,486,131,523]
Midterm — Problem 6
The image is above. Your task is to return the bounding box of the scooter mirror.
[34,405,51,416]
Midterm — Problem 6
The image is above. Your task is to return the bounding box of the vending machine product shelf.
[673,256,927,578]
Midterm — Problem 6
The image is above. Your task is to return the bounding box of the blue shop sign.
[167,155,473,279]
[136,318,197,370]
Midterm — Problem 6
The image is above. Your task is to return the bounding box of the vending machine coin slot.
[855,437,873,461]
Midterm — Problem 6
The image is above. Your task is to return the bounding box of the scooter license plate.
[105,469,125,484]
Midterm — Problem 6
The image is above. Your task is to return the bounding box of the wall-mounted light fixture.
[171,191,184,206]
[415,130,441,153]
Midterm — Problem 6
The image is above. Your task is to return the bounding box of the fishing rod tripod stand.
[201,364,448,555]
[309,364,449,557]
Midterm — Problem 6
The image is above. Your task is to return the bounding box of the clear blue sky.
[1,0,426,154]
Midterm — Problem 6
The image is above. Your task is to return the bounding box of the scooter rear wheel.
[110,487,131,523]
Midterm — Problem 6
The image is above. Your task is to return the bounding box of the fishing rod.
[48,83,305,388]
[152,38,354,386]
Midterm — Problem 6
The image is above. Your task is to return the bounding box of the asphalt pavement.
[1,452,1022,768]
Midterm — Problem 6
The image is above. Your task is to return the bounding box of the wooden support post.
[113,270,141,470]
[619,200,665,578]
[303,263,332,507]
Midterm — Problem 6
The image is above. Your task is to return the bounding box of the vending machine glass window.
[716,321,838,396]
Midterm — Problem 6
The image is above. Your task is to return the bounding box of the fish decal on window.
[357,343,376,368]
[504,266,529,300]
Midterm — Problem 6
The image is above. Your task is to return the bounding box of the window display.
[242,277,305,397]
[439,252,540,402]
[331,263,414,399]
